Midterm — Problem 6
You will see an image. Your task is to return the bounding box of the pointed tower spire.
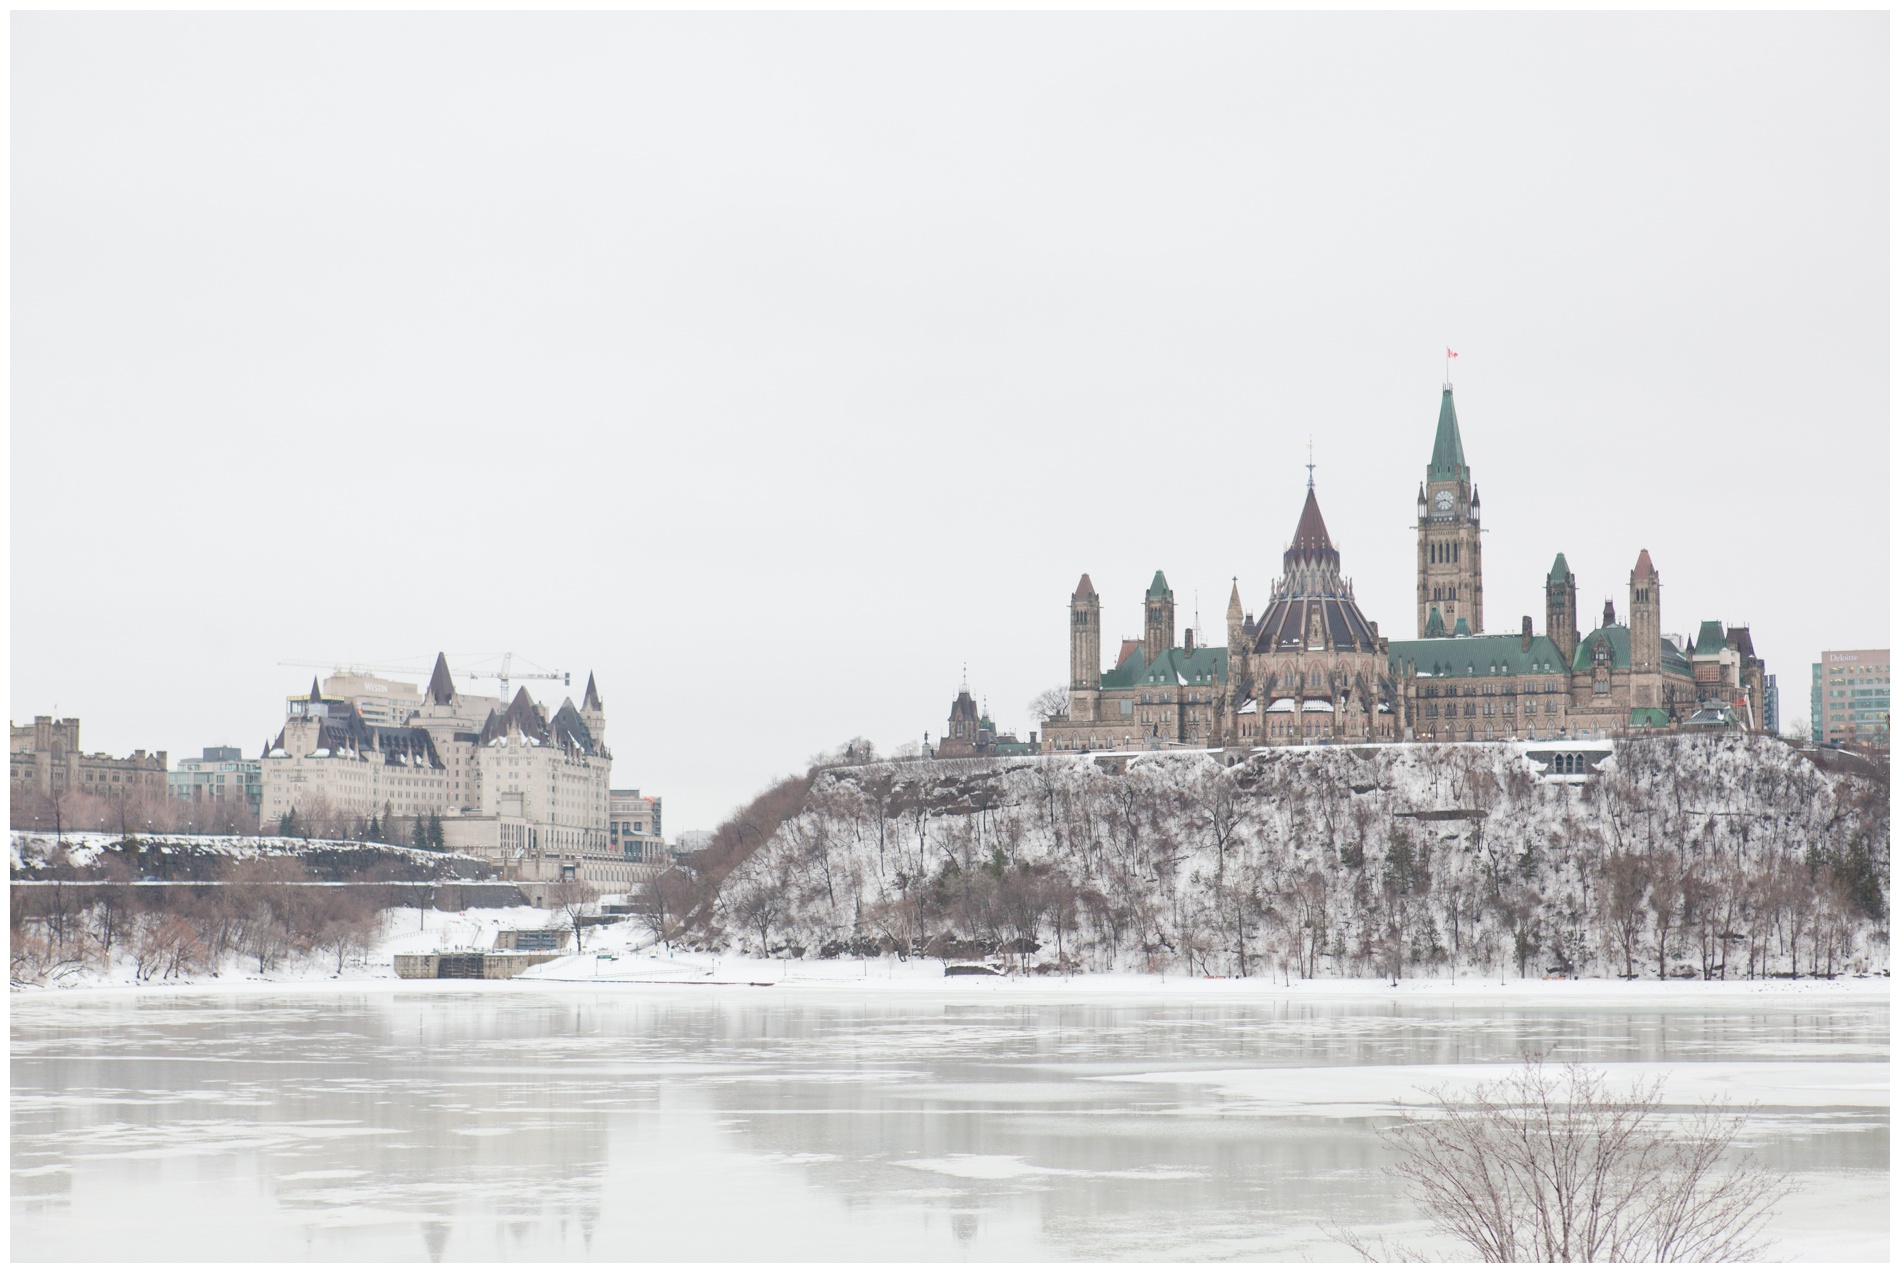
[309,675,323,701]
[582,672,602,712]
[426,652,456,706]
[1429,386,1468,482]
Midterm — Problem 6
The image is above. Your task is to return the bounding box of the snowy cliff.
[704,735,1888,980]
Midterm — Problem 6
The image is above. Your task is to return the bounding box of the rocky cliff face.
[702,736,1889,980]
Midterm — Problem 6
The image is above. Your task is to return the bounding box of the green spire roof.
[1547,552,1571,583]
[1429,387,1468,482]
[1452,616,1472,636]
[1694,620,1729,655]
[1146,570,1171,599]
[1423,606,1447,637]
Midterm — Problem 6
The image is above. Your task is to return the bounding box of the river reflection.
[11,986,1889,1261]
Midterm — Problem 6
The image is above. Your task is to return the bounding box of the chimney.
[1522,616,1533,652]
[1603,599,1617,627]
[1185,628,1195,652]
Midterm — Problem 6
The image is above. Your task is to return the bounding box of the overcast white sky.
[11,12,1889,832]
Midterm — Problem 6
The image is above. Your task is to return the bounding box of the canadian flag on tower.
[1446,347,1459,358]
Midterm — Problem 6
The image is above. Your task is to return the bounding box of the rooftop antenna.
[1306,436,1316,489]
[960,662,968,694]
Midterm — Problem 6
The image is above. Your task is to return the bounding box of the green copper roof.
[1139,646,1228,687]
[1693,620,1728,655]
[1548,552,1571,583]
[1628,707,1670,728]
[1452,616,1472,636]
[1423,606,1447,637]
[1429,388,1468,482]
[1572,625,1631,673]
[1662,637,1692,676]
[1146,570,1171,599]
[1099,643,1144,689]
[1098,643,1227,690]
[1389,633,1571,679]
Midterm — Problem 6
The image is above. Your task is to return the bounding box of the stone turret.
[1627,550,1662,710]
[1068,573,1101,722]
[1546,552,1578,665]
[1143,570,1175,667]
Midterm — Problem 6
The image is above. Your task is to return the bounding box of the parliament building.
[1040,383,1770,752]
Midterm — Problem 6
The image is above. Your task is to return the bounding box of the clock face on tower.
[1434,490,1454,513]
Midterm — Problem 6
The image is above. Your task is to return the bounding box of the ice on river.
[10,983,1888,1262]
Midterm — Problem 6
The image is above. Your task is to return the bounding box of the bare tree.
[1028,685,1069,722]
[732,879,784,955]
[1598,851,1650,978]
[546,878,598,952]
[1364,1056,1791,1263]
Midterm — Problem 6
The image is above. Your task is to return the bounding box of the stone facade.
[1416,387,1484,636]
[9,717,167,802]
[262,655,616,870]
[935,685,1036,757]
[1042,381,1772,750]
[1041,571,1229,752]
[1388,388,1767,741]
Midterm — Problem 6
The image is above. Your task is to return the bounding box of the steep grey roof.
[1253,593,1382,655]
[426,653,456,706]
[476,687,605,756]
[271,704,443,769]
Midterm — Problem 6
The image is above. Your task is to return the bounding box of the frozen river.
[11,981,1889,1261]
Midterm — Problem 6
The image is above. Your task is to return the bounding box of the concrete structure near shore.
[393,950,565,979]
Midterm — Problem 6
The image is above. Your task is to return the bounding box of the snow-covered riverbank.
[14,903,1891,1007]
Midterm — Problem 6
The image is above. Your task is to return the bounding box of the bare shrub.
[132,914,208,981]
[1365,1056,1791,1262]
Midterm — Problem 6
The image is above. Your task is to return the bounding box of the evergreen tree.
[412,814,427,849]
[428,813,444,850]
[277,810,296,837]
[366,814,382,843]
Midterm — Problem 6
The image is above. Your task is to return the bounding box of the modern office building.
[1812,650,1890,746]
[609,789,665,864]
[168,745,264,816]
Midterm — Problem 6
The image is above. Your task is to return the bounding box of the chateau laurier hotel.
[1041,384,1770,752]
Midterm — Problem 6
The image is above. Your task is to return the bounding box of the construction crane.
[278,653,569,701]
[459,652,569,702]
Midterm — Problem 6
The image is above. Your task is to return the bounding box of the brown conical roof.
[1073,573,1097,600]
[1289,487,1335,557]
[1632,548,1656,579]
[426,652,456,705]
